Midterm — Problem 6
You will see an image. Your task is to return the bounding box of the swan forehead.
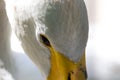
[36,0,88,62]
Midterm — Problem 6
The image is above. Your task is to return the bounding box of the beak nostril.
[68,72,71,80]
[68,71,74,80]
[39,34,51,47]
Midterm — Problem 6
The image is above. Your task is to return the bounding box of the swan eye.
[40,34,51,47]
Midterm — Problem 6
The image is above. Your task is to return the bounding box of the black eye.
[40,34,51,47]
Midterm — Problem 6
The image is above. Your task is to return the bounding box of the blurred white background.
[0,0,120,80]
[85,0,120,80]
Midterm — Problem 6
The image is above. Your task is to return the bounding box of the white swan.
[4,0,88,80]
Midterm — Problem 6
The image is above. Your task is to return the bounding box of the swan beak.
[47,46,87,80]
[39,34,87,80]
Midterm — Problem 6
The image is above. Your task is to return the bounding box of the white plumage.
[4,0,88,79]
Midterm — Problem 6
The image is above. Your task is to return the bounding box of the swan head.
[4,0,88,79]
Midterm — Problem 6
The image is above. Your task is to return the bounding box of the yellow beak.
[39,34,87,80]
[47,46,87,80]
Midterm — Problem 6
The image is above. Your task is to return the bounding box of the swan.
[4,0,88,80]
